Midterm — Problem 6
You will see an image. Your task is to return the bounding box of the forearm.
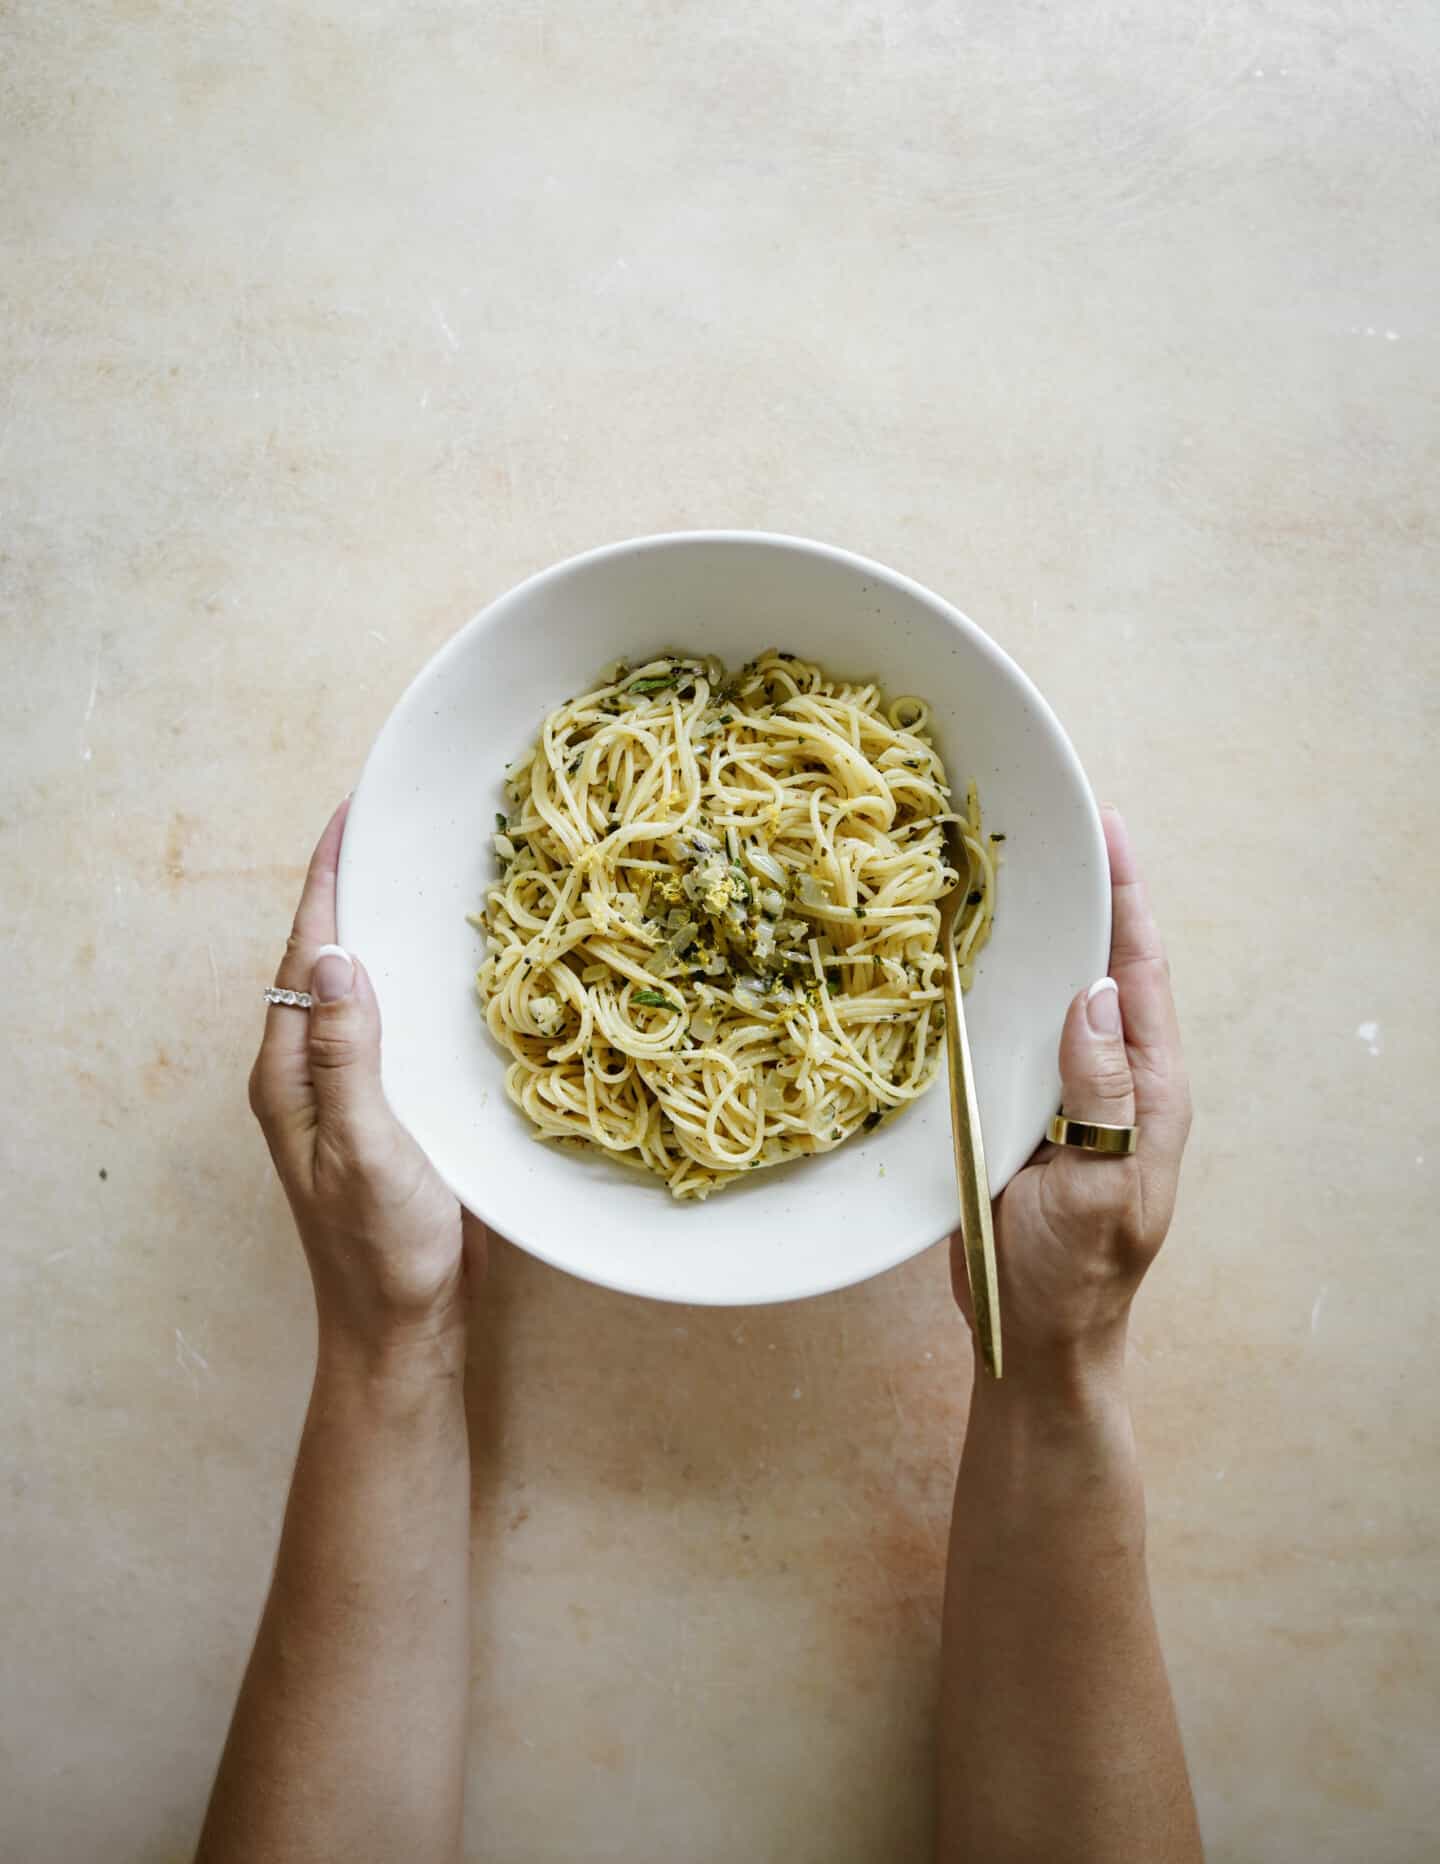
[937,1350,1201,1864]
[197,1331,471,1864]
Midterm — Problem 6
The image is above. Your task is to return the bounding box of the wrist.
[967,1329,1135,1469]
[964,1330,1141,1520]
[314,1309,468,1413]
[975,1325,1129,1415]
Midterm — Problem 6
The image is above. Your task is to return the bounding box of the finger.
[1056,977,1136,1130]
[256,800,350,1091]
[250,801,352,1138]
[1102,807,1184,1120]
[272,792,348,984]
[305,950,392,1140]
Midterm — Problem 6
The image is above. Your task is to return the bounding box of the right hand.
[952,808,1192,1381]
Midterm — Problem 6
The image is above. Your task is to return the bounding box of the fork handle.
[943,927,1003,1378]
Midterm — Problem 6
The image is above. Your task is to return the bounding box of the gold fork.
[938,818,1002,1378]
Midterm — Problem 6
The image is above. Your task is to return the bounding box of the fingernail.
[1086,975,1121,1034]
[312,944,354,1003]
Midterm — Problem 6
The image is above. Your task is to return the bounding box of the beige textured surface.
[4,3,1438,1858]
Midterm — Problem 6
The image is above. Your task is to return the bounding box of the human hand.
[952,808,1192,1387]
[249,801,485,1374]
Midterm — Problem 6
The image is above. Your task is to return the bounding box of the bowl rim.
[340,528,1108,1305]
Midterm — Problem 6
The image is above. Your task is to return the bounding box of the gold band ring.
[1046,1112,1138,1156]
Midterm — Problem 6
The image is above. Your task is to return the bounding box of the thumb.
[1055,977,1136,1129]
[306,946,390,1133]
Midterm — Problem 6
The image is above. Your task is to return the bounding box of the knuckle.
[307,1027,359,1074]
[1088,1060,1135,1102]
[247,1062,272,1122]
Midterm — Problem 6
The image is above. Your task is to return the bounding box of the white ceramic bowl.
[339,532,1109,1306]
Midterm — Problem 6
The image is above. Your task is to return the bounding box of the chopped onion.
[753,920,776,962]
[581,963,608,984]
[645,920,698,974]
[530,995,564,1036]
[747,848,786,886]
[796,873,833,910]
[757,887,784,917]
[493,833,516,860]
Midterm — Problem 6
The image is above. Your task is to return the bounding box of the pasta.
[473,650,994,1199]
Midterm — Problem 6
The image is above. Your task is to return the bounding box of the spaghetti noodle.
[473,650,994,1199]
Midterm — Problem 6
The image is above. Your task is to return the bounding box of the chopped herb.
[629,673,678,694]
[990,832,1006,843]
[632,989,681,1011]
[495,812,508,831]
[719,713,733,725]
[967,889,983,906]
[854,905,867,919]
[863,1110,882,1132]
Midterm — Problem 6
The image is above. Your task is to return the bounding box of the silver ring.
[264,986,313,1010]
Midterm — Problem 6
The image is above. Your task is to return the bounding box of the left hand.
[248,801,485,1370]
